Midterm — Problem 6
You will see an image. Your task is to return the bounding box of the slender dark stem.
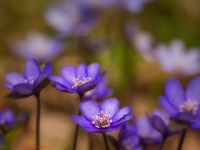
[88,132,93,150]
[142,144,146,150]
[35,92,41,150]
[177,129,187,150]
[102,133,109,150]
[72,110,81,150]
[159,135,167,150]
[72,93,84,150]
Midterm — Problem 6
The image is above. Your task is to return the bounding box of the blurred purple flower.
[154,40,200,75]
[117,0,154,13]
[158,76,200,129]
[51,63,106,94]
[0,107,27,144]
[84,80,112,101]
[3,58,51,99]
[135,116,162,144]
[45,1,99,37]
[72,98,134,132]
[13,32,64,63]
[125,22,155,63]
[118,124,142,150]
[146,109,181,135]
[0,107,15,132]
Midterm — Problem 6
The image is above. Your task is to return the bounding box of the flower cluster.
[2,57,200,150]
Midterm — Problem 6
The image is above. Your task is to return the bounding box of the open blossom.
[51,63,106,94]
[118,124,142,150]
[158,76,200,129]
[146,109,181,135]
[154,40,200,75]
[72,98,134,132]
[135,116,162,144]
[84,80,112,100]
[3,58,51,98]
[45,0,99,37]
[12,32,64,62]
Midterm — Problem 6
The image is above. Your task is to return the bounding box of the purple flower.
[3,58,51,99]
[12,32,64,63]
[0,107,27,145]
[45,1,99,37]
[117,0,154,13]
[135,116,162,144]
[154,40,200,75]
[84,80,112,100]
[72,98,134,132]
[158,76,200,129]
[118,124,142,150]
[146,109,181,135]
[0,107,15,132]
[51,63,106,94]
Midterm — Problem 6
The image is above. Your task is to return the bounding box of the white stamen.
[71,76,91,89]
[24,76,37,84]
[92,110,112,128]
[179,99,199,115]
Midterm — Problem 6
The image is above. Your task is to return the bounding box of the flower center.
[92,110,112,128]
[24,76,37,84]
[122,139,134,150]
[72,76,91,89]
[179,99,199,115]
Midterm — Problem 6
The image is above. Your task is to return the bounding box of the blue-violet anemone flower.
[146,109,181,136]
[84,80,112,101]
[3,58,52,99]
[72,98,134,132]
[135,116,162,144]
[0,107,26,145]
[118,123,142,150]
[51,63,106,94]
[158,76,200,129]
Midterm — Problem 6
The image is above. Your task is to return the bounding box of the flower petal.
[83,125,122,133]
[186,75,200,114]
[94,71,106,84]
[6,72,25,85]
[77,81,96,93]
[158,95,178,117]
[80,99,101,121]
[2,84,14,90]
[42,61,52,77]
[50,76,71,88]
[0,107,15,124]
[189,117,200,129]
[71,115,93,128]
[55,83,76,93]
[33,75,50,93]
[25,58,41,79]
[87,63,100,81]
[61,65,75,84]
[101,98,119,118]
[112,106,132,122]
[148,114,168,134]
[13,83,33,95]
[112,114,134,127]
[164,78,186,109]
[76,63,87,78]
